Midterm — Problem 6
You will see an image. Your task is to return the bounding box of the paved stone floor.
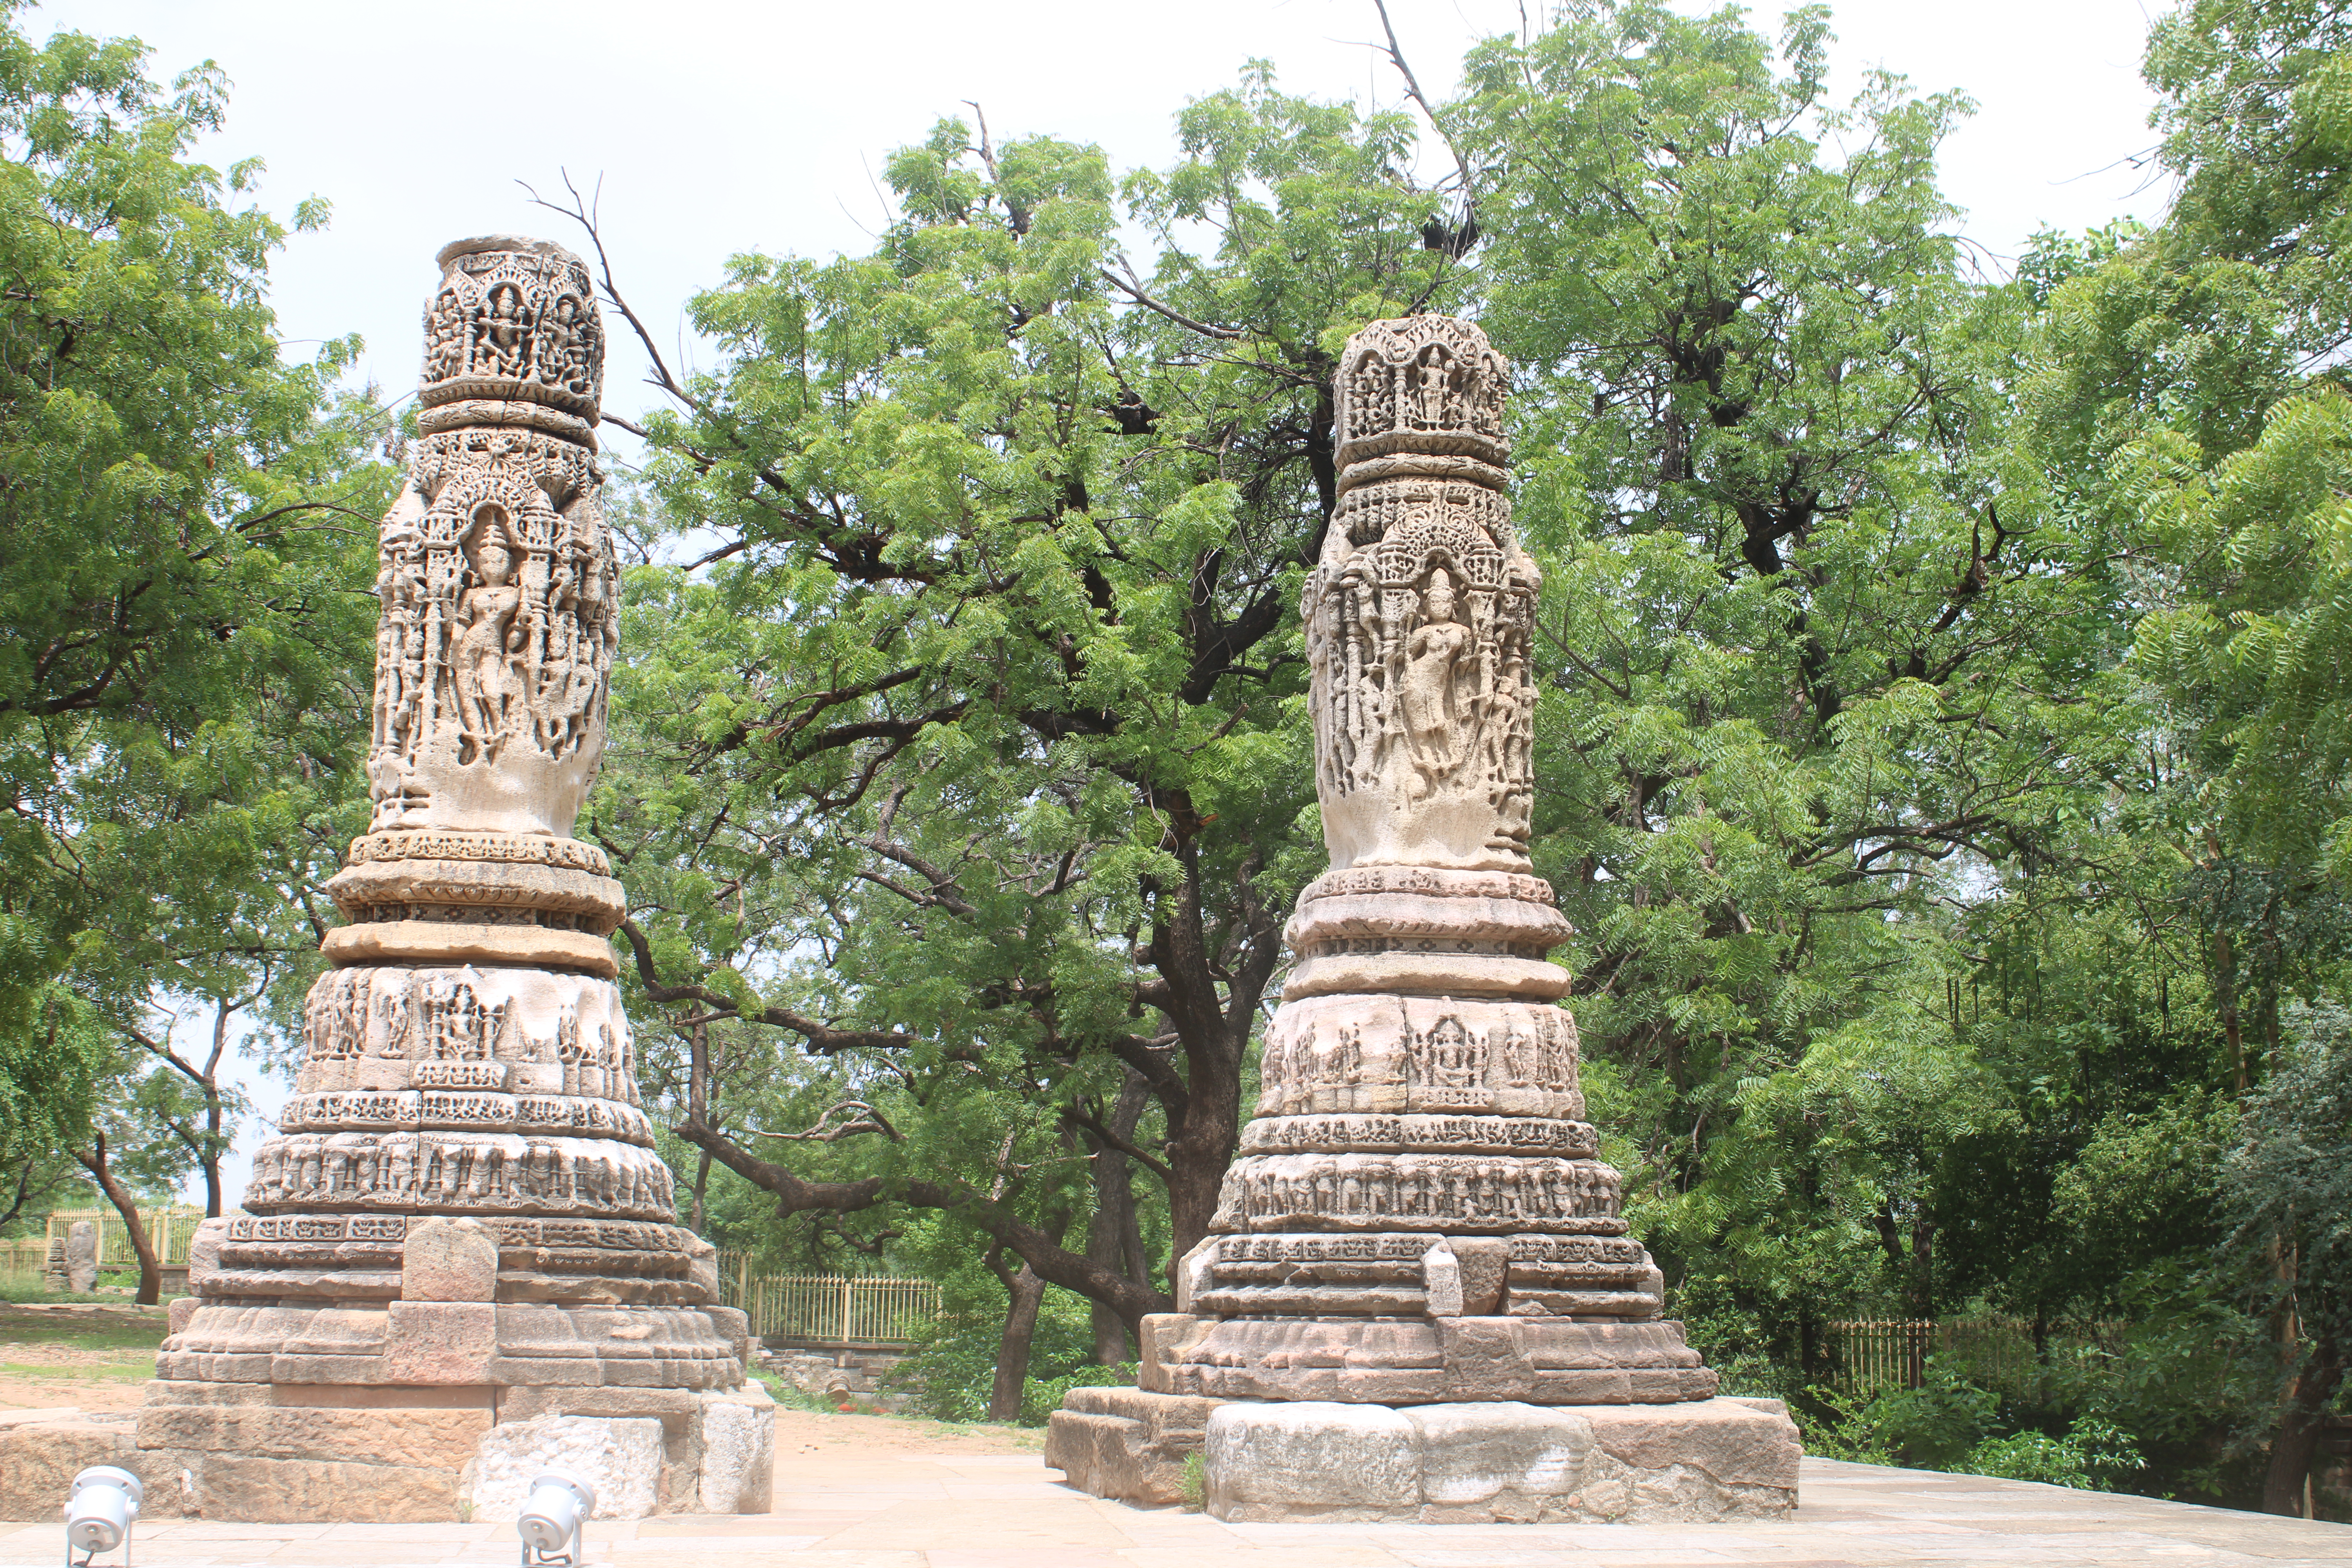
[4,1449,2348,1567]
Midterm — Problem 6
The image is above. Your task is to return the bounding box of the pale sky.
[41,0,2171,1209]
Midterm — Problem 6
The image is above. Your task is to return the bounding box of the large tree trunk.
[2263,1344,2344,1516]
[72,1134,160,1305]
[986,1258,1048,1423]
[1082,1072,1152,1364]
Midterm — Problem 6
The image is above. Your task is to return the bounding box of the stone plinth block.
[1200,1397,1798,1523]
[468,1414,662,1520]
[65,1220,98,1292]
[696,1385,777,1513]
[381,1300,499,1383]
[1044,1385,1230,1506]
[403,1216,499,1301]
[2,1390,514,1523]
[498,1381,777,1514]
[157,1302,741,1391]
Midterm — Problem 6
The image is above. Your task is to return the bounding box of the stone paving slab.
[2,1450,2348,1566]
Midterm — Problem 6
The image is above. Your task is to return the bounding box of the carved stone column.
[133,239,774,1522]
[1046,319,1799,1523]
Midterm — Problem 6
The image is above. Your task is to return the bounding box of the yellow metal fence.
[715,1255,942,1345]
[40,1207,216,1270]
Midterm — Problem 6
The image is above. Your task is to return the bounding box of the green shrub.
[1962,1417,2145,1490]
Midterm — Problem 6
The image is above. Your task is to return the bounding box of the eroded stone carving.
[1313,319,1531,873]
[148,239,770,1521]
[1154,318,1718,1411]
[367,239,614,840]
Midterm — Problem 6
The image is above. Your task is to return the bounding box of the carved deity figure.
[454,529,528,762]
[479,283,529,377]
[1413,350,1454,428]
[1398,571,1474,784]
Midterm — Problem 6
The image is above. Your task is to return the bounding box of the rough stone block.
[167,1296,200,1336]
[1173,1235,1217,1313]
[1584,1397,1800,1491]
[1135,1313,1204,1395]
[1453,1237,1509,1315]
[188,1452,463,1523]
[696,1385,775,1513]
[1422,1239,1464,1315]
[1194,1397,1798,1524]
[1406,1401,1588,1519]
[65,1220,98,1293]
[136,1398,491,1469]
[685,1235,719,1305]
[468,1415,663,1521]
[704,1304,751,1371]
[185,1215,230,1294]
[1046,1385,1228,1506]
[380,1300,498,1384]
[1,1417,141,1521]
[1205,1401,1419,1517]
[401,1216,498,1302]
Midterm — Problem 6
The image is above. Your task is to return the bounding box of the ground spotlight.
[64,1466,142,1568]
[516,1466,595,1567]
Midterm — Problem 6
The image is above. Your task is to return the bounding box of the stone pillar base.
[0,1382,776,1522]
[1046,1388,1800,1523]
[1206,1396,1798,1523]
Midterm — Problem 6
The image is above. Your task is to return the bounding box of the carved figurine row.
[1258,999,1583,1105]
[226,1212,686,1254]
[1309,552,1535,828]
[420,243,604,412]
[1337,319,1509,447]
[1214,1153,1626,1231]
[1237,1113,1598,1158]
[244,1130,676,1219]
[368,436,615,811]
[301,967,633,1081]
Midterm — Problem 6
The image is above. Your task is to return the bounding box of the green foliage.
[2222,1002,2352,1370]
[1961,1416,2146,1490]
[886,1285,1110,1425]
[2149,0,2352,356]
[0,2,387,1190]
[1865,1360,2003,1470]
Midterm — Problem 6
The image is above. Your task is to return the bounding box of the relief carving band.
[368,238,615,839]
[1314,317,1533,873]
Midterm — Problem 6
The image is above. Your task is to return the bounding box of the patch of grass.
[0,1304,170,1355]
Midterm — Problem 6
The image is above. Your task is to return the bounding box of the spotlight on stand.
[64,1466,142,1568]
[516,1466,596,1568]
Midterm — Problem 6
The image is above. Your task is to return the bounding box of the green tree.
[0,5,390,1259]
[1450,0,2144,1362]
[574,73,1467,1329]
[2222,1001,2352,1512]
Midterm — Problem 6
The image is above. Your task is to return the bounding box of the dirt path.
[768,1402,1045,1458]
